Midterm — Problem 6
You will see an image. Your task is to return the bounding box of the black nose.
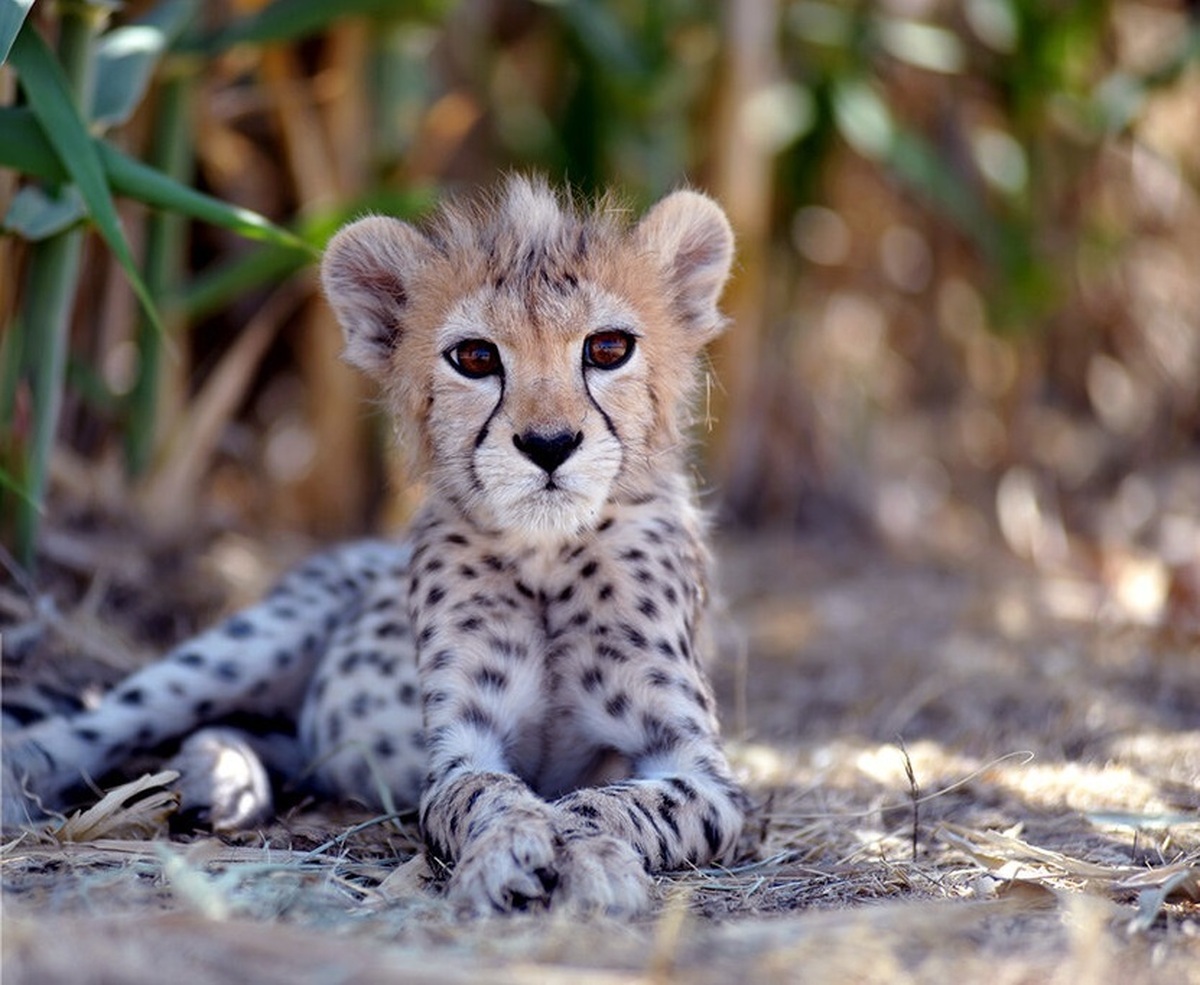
[513,430,583,474]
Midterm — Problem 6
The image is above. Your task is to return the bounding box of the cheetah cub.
[3,177,748,914]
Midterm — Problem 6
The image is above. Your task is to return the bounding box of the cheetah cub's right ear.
[321,216,434,380]
[635,190,735,345]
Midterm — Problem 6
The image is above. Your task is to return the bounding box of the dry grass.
[3,533,1199,983]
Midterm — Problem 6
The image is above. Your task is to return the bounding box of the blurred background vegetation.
[2,0,1198,627]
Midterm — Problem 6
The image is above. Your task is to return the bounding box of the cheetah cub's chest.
[406,488,713,803]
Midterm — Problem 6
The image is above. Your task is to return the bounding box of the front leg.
[411,535,652,914]
[551,653,749,877]
[416,634,646,912]
[417,656,738,915]
[410,534,565,912]
[421,771,564,911]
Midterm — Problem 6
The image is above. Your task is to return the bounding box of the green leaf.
[8,22,165,335]
[3,185,88,240]
[188,0,446,54]
[100,142,317,256]
[0,0,34,65]
[832,78,894,160]
[176,243,311,321]
[0,107,316,256]
[177,189,434,319]
[888,127,1001,262]
[0,464,38,510]
[0,107,59,178]
[92,0,200,127]
[556,2,647,78]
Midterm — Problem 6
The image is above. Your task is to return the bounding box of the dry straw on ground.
[3,534,1198,983]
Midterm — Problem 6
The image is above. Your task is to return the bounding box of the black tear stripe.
[581,364,625,477]
[474,375,507,449]
[467,378,507,494]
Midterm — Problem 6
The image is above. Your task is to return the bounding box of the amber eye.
[583,330,636,370]
[446,339,502,378]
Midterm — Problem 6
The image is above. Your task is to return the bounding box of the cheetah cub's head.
[321,177,733,539]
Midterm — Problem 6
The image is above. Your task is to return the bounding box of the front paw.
[445,818,561,913]
[554,831,653,915]
[444,822,652,916]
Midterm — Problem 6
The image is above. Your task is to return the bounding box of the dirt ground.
[2,529,1198,983]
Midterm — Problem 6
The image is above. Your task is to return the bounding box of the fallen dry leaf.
[52,771,180,843]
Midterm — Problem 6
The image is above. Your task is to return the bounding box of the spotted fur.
[2,177,747,914]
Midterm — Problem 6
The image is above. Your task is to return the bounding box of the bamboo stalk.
[708,0,778,520]
[11,5,103,567]
[13,232,82,563]
[138,283,304,535]
[260,27,368,534]
[126,64,194,477]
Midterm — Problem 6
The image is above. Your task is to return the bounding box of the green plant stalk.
[55,1,102,98]
[12,5,99,567]
[126,67,193,476]
[14,233,84,563]
[0,311,29,525]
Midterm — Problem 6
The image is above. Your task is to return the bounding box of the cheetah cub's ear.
[321,217,433,379]
[636,190,735,343]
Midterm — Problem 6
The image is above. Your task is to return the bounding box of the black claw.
[169,804,211,834]
[503,867,558,912]
[534,866,559,894]
[507,887,549,913]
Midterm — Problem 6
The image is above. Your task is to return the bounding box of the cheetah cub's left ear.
[321,216,433,379]
[636,190,735,343]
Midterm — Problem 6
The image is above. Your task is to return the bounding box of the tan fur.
[322,176,733,537]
